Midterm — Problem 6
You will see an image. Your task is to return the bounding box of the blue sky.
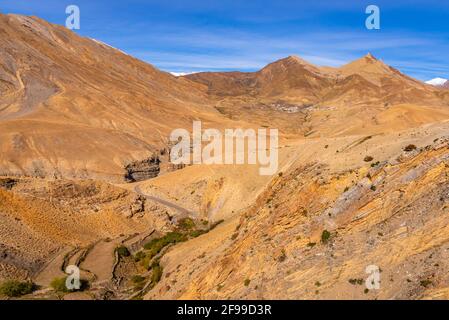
[2,0,449,80]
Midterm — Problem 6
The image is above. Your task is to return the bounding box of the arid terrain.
[1,13,449,300]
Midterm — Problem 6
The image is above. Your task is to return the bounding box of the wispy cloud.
[100,25,449,80]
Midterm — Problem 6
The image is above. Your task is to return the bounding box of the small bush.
[404,144,417,152]
[131,275,145,284]
[370,185,377,191]
[0,280,36,297]
[244,279,251,286]
[420,279,432,288]
[151,262,163,285]
[307,242,316,248]
[348,278,364,285]
[116,246,130,257]
[364,156,374,162]
[321,230,331,244]
[134,251,145,262]
[178,218,195,230]
[278,249,287,262]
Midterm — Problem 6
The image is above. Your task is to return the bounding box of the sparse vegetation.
[321,230,331,244]
[189,229,207,238]
[116,245,130,257]
[420,279,433,288]
[364,156,374,162]
[244,279,251,286]
[178,217,195,230]
[134,251,146,262]
[131,275,145,284]
[151,261,163,285]
[143,232,187,259]
[404,144,417,152]
[348,278,364,285]
[278,249,287,262]
[0,280,36,297]
[307,242,316,248]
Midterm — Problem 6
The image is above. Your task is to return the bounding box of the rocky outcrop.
[124,156,161,182]
[0,177,17,190]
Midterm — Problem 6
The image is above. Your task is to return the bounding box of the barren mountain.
[0,14,239,182]
[187,53,446,106]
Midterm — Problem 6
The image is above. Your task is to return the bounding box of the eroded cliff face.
[125,156,161,182]
[147,138,449,300]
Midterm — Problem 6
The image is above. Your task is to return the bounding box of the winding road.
[133,185,198,218]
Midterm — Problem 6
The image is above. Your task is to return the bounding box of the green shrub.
[178,218,195,230]
[244,279,251,286]
[190,229,207,238]
[51,277,69,293]
[116,245,130,257]
[0,280,36,297]
[321,230,331,244]
[143,232,187,259]
[134,251,145,262]
[151,262,163,285]
[131,275,145,284]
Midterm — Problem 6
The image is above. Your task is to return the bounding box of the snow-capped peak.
[170,71,199,77]
[426,77,448,86]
